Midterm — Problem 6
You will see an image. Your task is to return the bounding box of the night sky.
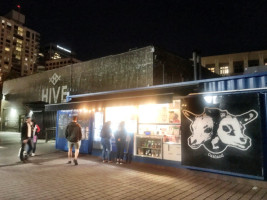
[1,0,267,61]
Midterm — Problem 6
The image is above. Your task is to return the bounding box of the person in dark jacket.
[20,116,33,161]
[115,121,127,164]
[100,121,112,163]
[65,116,82,165]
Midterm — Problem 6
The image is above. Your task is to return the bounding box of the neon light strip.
[56,45,71,53]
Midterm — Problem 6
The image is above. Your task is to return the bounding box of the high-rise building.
[43,43,75,60]
[0,9,40,82]
[38,43,80,71]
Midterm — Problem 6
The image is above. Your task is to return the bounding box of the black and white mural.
[181,93,263,177]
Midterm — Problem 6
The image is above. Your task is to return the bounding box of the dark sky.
[1,0,267,61]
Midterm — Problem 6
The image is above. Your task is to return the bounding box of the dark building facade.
[1,46,215,131]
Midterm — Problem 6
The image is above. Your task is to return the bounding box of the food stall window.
[136,100,181,161]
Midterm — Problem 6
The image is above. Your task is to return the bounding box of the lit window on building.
[219,63,229,75]
[206,64,215,73]
[208,67,215,73]
[4,47,10,51]
[233,61,244,73]
[15,55,21,60]
[264,58,267,65]
[248,59,259,67]
[52,52,61,60]
[18,31,23,36]
[17,39,23,44]
[16,47,22,51]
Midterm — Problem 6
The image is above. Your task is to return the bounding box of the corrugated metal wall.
[203,72,267,92]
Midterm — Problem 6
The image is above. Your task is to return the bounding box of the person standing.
[65,116,82,165]
[100,121,112,163]
[20,116,33,161]
[31,119,40,156]
[115,121,127,164]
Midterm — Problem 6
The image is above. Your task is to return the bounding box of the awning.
[45,81,202,111]
[45,93,174,111]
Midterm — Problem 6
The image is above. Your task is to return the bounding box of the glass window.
[208,67,215,73]
[233,61,244,73]
[248,59,259,67]
[26,31,30,38]
[16,47,22,51]
[4,47,10,52]
[264,58,267,65]
[219,63,229,75]
[206,64,215,73]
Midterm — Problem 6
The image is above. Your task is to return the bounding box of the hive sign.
[42,73,69,104]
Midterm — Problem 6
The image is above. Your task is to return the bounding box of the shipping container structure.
[45,71,267,180]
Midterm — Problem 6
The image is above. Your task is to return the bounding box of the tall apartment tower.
[0,9,40,83]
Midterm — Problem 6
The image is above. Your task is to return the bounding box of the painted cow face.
[183,108,258,154]
[183,110,213,149]
[217,111,257,150]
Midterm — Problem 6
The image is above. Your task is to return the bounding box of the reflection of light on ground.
[0,146,7,148]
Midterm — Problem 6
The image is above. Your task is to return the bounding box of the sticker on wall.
[182,108,258,158]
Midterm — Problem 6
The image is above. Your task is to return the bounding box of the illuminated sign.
[56,45,71,53]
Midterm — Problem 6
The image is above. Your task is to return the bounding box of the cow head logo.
[183,108,258,154]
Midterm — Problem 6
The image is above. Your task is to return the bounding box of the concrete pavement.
[1,132,267,200]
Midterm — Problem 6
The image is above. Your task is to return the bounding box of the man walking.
[20,116,33,161]
[65,116,82,165]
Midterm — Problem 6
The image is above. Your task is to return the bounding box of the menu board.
[77,113,90,140]
[139,100,181,124]
[94,112,104,141]
[57,110,90,140]
[58,111,73,138]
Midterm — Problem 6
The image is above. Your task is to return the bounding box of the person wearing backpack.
[100,121,112,163]
[65,116,82,166]
[31,119,41,156]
